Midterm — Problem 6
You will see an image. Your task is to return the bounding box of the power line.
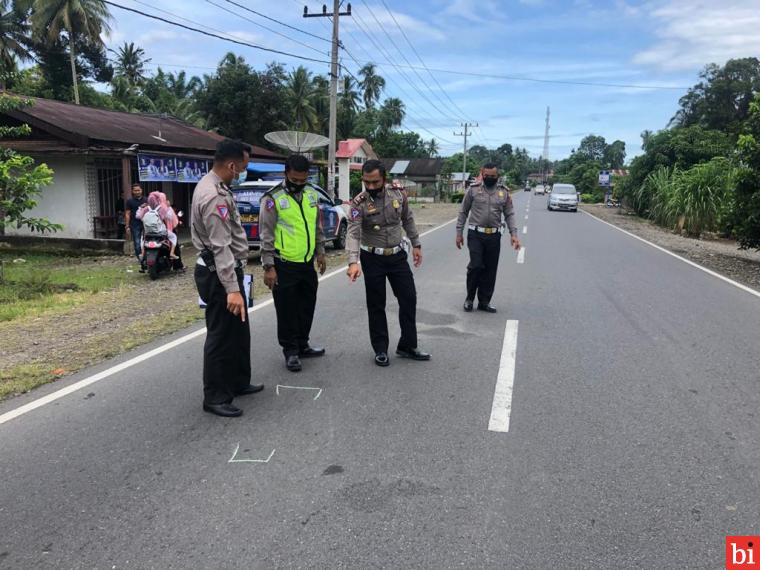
[205,0,327,55]
[103,1,332,65]
[355,1,461,124]
[221,0,332,43]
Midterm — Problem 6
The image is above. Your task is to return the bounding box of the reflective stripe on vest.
[273,187,319,262]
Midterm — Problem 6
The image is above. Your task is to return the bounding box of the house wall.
[7,156,92,239]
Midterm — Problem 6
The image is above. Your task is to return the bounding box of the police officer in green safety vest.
[260,154,327,372]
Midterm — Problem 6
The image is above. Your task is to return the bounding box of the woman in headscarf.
[136,191,179,259]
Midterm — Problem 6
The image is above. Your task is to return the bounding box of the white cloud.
[348,4,446,41]
[440,0,505,25]
[633,0,760,71]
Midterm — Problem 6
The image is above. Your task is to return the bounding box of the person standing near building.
[346,159,430,367]
[259,154,327,372]
[455,163,521,313]
[191,139,262,418]
[124,183,146,265]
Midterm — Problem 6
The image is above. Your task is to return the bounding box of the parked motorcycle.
[142,234,183,280]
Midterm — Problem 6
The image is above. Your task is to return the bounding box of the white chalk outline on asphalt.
[488,320,519,433]
[517,247,526,264]
[0,217,458,427]
[228,443,275,464]
[582,210,760,300]
[275,384,323,400]
[524,215,529,220]
[522,226,528,235]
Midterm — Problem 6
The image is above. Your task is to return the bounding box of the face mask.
[286,179,307,193]
[229,163,246,184]
[483,176,498,188]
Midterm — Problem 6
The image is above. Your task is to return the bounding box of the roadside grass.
[0,251,139,322]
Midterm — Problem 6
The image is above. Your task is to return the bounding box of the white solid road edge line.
[582,210,760,300]
[488,320,519,433]
[0,217,459,427]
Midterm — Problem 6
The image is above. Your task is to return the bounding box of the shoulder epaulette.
[352,191,368,205]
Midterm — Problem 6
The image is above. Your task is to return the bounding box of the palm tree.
[379,97,405,130]
[30,0,112,104]
[312,74,330,135]
[427,138,439,158]
[359,63,385,109]
[113,41,149,86]
[0,5,32,86]
[285,65,317,131]
[167,70,201,100]
[339,75,361,112]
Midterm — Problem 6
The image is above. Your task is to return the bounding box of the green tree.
[378,97,404,131]
[113,41,149,86]
[734,93,760,249]
[371,130,427,158]
[604,140,626,168]
[671,58,760,136]
[285,65,318,131]
[426,138,439,158]
[0,94,59,235]
[358,63,385,109]
[30,0,113,105]
[0,4,32,87]
[576,134,607,162]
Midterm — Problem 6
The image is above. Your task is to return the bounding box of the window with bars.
[95,159,123,217]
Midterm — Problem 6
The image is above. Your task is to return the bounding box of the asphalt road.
[1,191,759,569]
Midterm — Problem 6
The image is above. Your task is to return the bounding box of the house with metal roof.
[380,158,445,199]
[0,95,283,239]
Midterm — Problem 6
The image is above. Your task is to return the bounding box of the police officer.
[346,159,431,367]
[456,163,521,313]
[259,154,327,372]
[191,139,263,418]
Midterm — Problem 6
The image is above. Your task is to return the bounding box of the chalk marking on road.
[275,384,323,400]
[524,215,528,220]
[488,320,519,433]
[517,247,526,264]
[582,210,760,300]
[522,226,528,235]
[228,443,276,464]
[0,217,460,427]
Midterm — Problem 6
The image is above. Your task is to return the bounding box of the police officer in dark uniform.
[191,139,263,418]
[259,154,327,372]
[455,163,521,313]
[346,159,431,367]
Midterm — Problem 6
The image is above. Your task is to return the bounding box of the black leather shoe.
[478,304,498,313]
[396,347,431,361]
[375,352,390,367]
[463,299,474,312]
[237,383,264,395]
[203,403,243,417]
[299,346,325,358]
[286,355,302,372]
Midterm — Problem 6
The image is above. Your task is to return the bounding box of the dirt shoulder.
[581,204,760,292]
[0,203,460,400]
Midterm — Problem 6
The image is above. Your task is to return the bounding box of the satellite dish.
[265,131,329,154]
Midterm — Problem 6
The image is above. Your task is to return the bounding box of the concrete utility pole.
[454,122,478,186]
[304,1,352,199]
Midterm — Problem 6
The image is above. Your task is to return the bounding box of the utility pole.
[454,122,478,187]
[542,106,550,185]
[304,2,352,199]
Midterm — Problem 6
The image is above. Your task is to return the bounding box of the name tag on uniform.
[279,198,290,209]
[392,199,400,209]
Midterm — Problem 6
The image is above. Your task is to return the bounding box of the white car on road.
[534,184,546,196]
[547,183,579,212]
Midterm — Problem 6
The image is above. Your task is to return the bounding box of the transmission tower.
[542,106,550,184]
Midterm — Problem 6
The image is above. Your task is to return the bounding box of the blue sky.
[102,0,760,161]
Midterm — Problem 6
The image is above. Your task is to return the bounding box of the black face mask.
[483,176,498,188]
[286,179,307,193]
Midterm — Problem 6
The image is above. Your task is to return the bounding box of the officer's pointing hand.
[455,234,464,249]
[227,292,246,322]
[511,235,522,251]
[347,263,361,282]
[317,254,327,276]
[263,267,277,290]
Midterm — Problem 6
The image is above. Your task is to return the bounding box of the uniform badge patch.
[279,198,290,209]
[499,191,505,198]
[350,208,361,220]
[392,199,400,209]
[265,199,275,211]
[216,205,229,220]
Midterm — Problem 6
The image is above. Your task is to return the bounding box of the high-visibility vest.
[271,186,319,263]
